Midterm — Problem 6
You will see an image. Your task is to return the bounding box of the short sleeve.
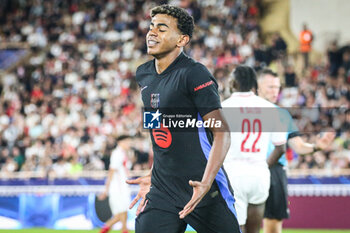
[271,107,288,146]
[271,131,287,146]
[186,63,221,117]
[135,66,142,87]
[278,108,299,137]
[135,61,152,88]
[109,148,124,170]
[288,116,299,135]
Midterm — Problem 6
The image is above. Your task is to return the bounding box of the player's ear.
[177,34,190,47]
[230,79,237,93]
[251,87,257,94]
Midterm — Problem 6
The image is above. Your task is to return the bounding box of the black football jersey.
[136,52,235,212]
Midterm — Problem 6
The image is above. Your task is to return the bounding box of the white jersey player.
[99,135,132,233]
[109,145,131,215]
[222,66,286,233]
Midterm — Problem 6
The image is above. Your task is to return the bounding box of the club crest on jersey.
[150,93,160,109]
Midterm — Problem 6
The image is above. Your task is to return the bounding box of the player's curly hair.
[151,4,194,39]
[232,65,258,92]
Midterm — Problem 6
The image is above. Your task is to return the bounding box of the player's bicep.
[287,136,303,150]
[271,132,287,146]
[271,108,287,145]
[202,109,230,133]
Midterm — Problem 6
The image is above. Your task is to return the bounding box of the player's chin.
[147,48,160,56]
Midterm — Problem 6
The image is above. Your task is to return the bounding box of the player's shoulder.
[184,59,217,88]
[274,104,292,118]
[225,94,273,106]
[136,60,154,80]
[111,146,122,156]
[136,60,154,73]
[222,92,254,106]
[222,95,235,107]
[254,96,277,107]
[174,53,207,74]
[186,59,210,75]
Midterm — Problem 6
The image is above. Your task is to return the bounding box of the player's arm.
[267,145,285,167]
[201,109,231,187]
[279,108,335,155]
[267,107,288,167]
[179,109,230,219]
[98,168,114,200]
[179,63,226,218]
[126,166,152,215]
[287,132,335,155]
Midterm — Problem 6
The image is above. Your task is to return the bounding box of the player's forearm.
[201,109,231,186]
[267,144,285,167]
[288,136,314,155]
[145,164,153,177]
[201,131,231,186]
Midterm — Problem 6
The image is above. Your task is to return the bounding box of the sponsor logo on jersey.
[152,124,172,148]
[194,80,214,92]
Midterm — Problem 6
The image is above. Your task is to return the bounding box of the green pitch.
[1,229,350,233]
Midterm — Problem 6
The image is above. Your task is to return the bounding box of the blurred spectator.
[0,0,348,177]
[284,65,297,87]
[271,32,287,61]
[327,41,342,77]
[299,23,314,70]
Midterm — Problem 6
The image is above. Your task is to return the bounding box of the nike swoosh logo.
[141,86,148,92]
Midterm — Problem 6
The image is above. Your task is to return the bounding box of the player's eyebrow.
[150,22,169,28]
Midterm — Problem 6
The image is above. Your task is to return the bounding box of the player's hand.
[315,131,335,150]
[98,191,108,200]
[126,175,151,215]
[179,180,211,219]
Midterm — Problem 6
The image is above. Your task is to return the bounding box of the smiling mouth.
[147,40,159,47]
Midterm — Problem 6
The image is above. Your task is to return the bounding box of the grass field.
[1,229,350,233]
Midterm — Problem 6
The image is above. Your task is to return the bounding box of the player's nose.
[147,28,158,37]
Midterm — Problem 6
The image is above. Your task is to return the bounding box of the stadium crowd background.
[0,0,349,178]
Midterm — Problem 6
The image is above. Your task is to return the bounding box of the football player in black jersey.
[126,5,240,233]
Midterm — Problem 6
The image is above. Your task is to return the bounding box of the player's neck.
[155,49,182,74]
[119,144,128,151]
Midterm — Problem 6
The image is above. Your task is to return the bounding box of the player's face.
[258,74,281,103]
[146,14,183,57]
[124,139,133,150]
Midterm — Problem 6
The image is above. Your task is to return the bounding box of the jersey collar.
[152,52,186,76]
[231,91,255,97]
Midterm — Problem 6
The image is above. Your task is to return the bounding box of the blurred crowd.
[0,0,349,178]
